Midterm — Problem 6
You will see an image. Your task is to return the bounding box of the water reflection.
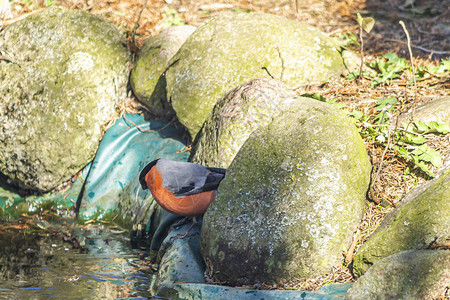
[0,221,154,299]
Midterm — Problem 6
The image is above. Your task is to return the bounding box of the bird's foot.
[170,222,198,241]
[171,217,191,229]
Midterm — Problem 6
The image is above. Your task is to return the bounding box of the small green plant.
[12,0,54,9]
[301,93,346,109]
[356,13,375,82]
[161,8,185,28]
[336,32,361,48]
[347,54,449,88]
[234,8,251,13]
[299,92,448,177]
[353,97,448,177]
[347,53,410,87]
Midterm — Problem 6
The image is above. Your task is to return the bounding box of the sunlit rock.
[192,78,298,168]
[352,166,450,277]
[130,25,196,118]
[399,96,450,126]
[201,99,371,285]
[165,12,348,139]
[0,7,130,191]
[347,250,450,300]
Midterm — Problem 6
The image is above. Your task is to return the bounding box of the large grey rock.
[130,25,196,118]
[352,166,450,277]
[399,96,450,126]
[201,99,371,285]
[0,7,130,191]
[192,78,297,168]
[347,250,450,300]
[165,12,347,139]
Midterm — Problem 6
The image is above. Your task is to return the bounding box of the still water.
[0,220,154,299]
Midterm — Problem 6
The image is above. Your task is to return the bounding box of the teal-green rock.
[130,25,196,118]
[165,12,347,139]
[352,167,450,277]
[347,250,450,300]
[201,99,371,285]
[192,78,298,168]
[0,7,130,192]
[150,225,206,296]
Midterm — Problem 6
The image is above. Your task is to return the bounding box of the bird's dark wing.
[157,159,225,196]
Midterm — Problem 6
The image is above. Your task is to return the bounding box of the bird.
[139,158,226,238]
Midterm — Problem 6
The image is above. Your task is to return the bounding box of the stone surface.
[0,7,130,191]
[158,282,352,300]
[201,99,371,285]
[150,225,206,296]
[399,96,450,126]
[347,250,450,300]
[130,25,196,118]
[352,166,450,277]
[165,12,347,139]
[192,78,297,168]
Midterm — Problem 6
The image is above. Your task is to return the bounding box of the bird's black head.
[139,159,159,190]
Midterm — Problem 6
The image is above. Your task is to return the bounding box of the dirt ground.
[4,0,449,58]
[2,0,449,294]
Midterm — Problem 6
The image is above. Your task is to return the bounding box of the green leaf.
[404,132,427,144]
[376,97,398,111]
[300,93,327,102]
[351,110,365,120]
[412,145,442,167]
[395,146,410,159]
[367,126,377,138]
[395,146,436,177]
[337,32,361,48]
[426,121,450,134]
[357,13,375,33]
[429,58,450,73]
[346,72,359,80]
[415,161,435,177]
[413,120,430,133]
[412,144,428,154]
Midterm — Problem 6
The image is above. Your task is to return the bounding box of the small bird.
[139,158,226,237]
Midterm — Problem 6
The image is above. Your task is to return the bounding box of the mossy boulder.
[352,167,450,277]
[347,250,450,300]
[192,78,297,168]
[201,99,371,285]
[0,7,130,192]
[130,25,196,118]
[165,12,347,139]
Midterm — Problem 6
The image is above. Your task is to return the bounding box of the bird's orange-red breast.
[139,159,226,217]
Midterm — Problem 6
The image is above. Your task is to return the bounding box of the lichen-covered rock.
[192,78,297,168]
[399,96,450,125]
[201,99,371,285]
[130,25,196,118]
[0,7,130,191]
[352,167,450,277]
[165,12,347,139]
[347,250,450,300]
